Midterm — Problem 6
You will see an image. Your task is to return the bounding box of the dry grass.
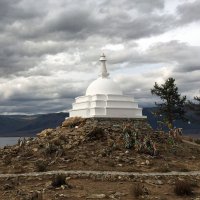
[157,164,171,172]
[3,155,12,165]
[62,117,86,128]
[34,160,48,172]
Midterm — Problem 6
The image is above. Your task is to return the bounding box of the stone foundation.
[84,117,152,134]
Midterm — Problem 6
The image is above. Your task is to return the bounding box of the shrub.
[51,174,66,187]
[44,143,57,156]
[59,134,67,142]
[3,155,12,165]
[21,147,33,157]
[132,183,148,198]
[87,127,105,141]
[34,160,48,172]
[174,180,193,196]
[195,139,200,144]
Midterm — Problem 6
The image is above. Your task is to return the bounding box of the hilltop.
[1,117,200,174]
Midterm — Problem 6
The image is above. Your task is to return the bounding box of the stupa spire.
[99,53,109,78]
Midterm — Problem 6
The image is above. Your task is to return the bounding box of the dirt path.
[1,170,200,179]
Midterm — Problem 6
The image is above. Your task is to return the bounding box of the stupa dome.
[69,53,146,119]
[86,77,123,96]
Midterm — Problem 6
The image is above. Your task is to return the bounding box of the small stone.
[32,148,38,152]
[118,176,122,180]
[65,177,71,181]
[87,194,106,199]
[156,180,163,185]
[61,185,65,190]
[145,160,150,165]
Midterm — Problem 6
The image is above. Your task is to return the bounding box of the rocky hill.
[0,117,200,199]
[1,117,200,174]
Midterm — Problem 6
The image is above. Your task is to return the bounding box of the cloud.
[177,0,200,24]
[0,0,199,114]
[146,40,200,72]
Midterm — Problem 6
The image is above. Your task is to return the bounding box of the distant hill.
[143,107,200,136]
[0,109,199,137]
[0,113,68,137]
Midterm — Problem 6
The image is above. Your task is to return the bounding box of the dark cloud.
[99,0,164,13]
[0,0,175,77]
[177,0,200,24]
[0,0,199,114]
[146,41,200,72]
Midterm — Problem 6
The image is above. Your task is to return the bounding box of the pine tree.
[151,77,187,129]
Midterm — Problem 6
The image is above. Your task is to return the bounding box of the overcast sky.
[0,0,200,114]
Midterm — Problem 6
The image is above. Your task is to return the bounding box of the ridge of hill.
[0,113,68,137]
[0,108,199,137]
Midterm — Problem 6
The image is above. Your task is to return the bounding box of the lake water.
[0,137,22,148]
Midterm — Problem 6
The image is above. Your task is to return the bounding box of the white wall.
[106,101,138,108]
[69,94,145,118]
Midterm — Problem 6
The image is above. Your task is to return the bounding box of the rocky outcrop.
[0,117,193,174]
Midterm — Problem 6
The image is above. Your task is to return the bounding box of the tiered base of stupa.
[69,94,146,118]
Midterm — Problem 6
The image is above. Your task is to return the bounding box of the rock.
[32,148,38,152]
[37,129,54,138]
[156,180,163,185]
[145,160,150,165]
[87,194,106,199]
[65,144,72,149]
[65,177,71,181]
[167,180,174,185]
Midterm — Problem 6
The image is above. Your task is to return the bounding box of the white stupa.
[69,54,146,118]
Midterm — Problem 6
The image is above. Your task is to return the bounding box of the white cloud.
[101,44,125,51]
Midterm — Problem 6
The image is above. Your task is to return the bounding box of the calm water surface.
[0,137,26,147]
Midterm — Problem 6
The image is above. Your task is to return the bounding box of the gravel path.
[1,170,200,178]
